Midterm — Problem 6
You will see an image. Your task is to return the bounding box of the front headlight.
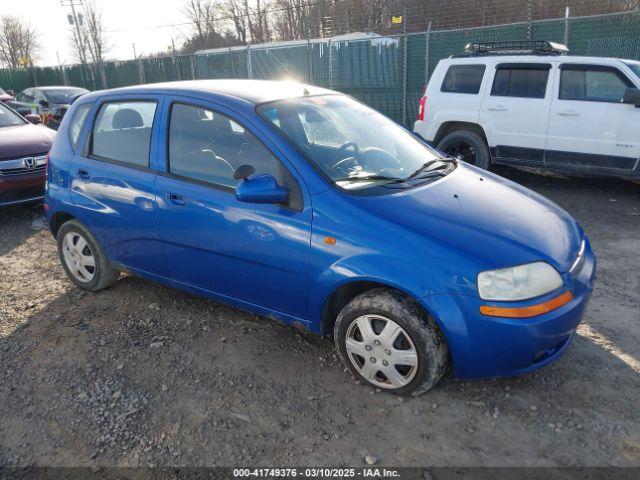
[477,262,563,301]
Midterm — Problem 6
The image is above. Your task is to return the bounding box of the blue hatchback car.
[45,80,596,395]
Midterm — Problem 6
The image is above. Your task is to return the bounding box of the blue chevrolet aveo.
[45,80,596,395]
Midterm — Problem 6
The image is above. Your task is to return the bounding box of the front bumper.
[421,237,596,379]
[0,170,46,206]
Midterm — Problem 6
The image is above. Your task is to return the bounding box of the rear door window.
[491,64,550,98]
[68,103,92,151]
[441,65,486,94]
[91,101,157,167]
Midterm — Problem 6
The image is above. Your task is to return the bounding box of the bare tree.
[67,1,109,87]
[183,0,218,41]
[224,0,249,44]
[82,1,108,64]
[243,0,271,43]
[69,10,89,65]
[182,0,244,52]
[82,1,109,87]
[0,15,40,68]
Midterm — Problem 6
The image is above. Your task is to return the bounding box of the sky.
[10,0,193,67]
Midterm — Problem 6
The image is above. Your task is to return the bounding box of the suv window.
[491,65,550,99]
[168,103,290,190]
[624,61,640,80]
[68,103,92,151]
[91,101,157,167]
[560,66,631,102]
[441,65,486,94]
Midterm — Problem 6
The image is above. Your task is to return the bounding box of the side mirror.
[622,88,640,107]
[7,89,14,96]
[39,99,50,108]
[25,114,41,124]
[236,173,288,205]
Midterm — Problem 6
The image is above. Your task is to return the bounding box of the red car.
[0,86,14,103]
[0,102,55,207]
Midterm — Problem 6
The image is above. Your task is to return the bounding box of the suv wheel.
[437,129,490,170]
[57,220,120,291]
[334,288,448,396]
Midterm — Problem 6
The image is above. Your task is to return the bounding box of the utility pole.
[171,38,181,80]
[61,0,90,88]
[526,0,533,40]
[62,0,85,58]
[401,2,408,127]
[56,50,68,85]
[564,6,570,46]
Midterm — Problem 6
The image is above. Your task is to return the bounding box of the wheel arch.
[319,279,436,338]
[433,121,489,148]
[49,211,77,238]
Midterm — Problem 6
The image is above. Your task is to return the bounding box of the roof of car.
[445,55,633,64]
[35,86,87,90]
[86,79,335,104]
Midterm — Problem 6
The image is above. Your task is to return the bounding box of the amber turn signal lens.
[324,237,336,245]
[480,291,574,318]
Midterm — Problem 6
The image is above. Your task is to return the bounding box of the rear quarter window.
[441,65,486,94]
[68,103,92,151]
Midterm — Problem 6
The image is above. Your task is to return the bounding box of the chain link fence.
[1,6,639,128]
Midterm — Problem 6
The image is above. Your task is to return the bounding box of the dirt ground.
[0,166,639,468]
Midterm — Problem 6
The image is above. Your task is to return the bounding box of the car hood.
[351,164,583,273]
[0,124,55,159]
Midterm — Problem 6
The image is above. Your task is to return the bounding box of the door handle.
[77,168,91,179]
[557,110,580,116]
[487,106,508,111]
[165,192,185,206]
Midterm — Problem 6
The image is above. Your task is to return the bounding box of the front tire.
[437,129,491,170]
[57,220,120,291]
[334,289,448,396]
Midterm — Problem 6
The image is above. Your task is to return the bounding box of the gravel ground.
[0,167,638,468]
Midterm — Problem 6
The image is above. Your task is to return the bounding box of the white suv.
[413,41,640,179]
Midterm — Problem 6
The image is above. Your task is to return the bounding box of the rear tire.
[334,288,448,396]
[57,220,120,291]
[437,129,491,170]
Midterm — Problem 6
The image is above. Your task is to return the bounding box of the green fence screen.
[1,11,639,127]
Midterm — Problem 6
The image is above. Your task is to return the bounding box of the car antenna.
[302,85,310,96]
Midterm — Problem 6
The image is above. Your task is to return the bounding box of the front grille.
[0,185,44,204]
[0,154,47,176]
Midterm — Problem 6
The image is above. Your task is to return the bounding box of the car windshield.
[43,88,87,104]
[625,61,640,80]
[257,95,452,190]
[0,102,26,127]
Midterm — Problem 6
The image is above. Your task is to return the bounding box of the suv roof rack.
[458,40,569,57]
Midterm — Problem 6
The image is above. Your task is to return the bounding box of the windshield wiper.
[333,174,402,184]
[407,170,447,181]
[406,157,457,180]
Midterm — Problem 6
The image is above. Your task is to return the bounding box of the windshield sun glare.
[258,95,452,191]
